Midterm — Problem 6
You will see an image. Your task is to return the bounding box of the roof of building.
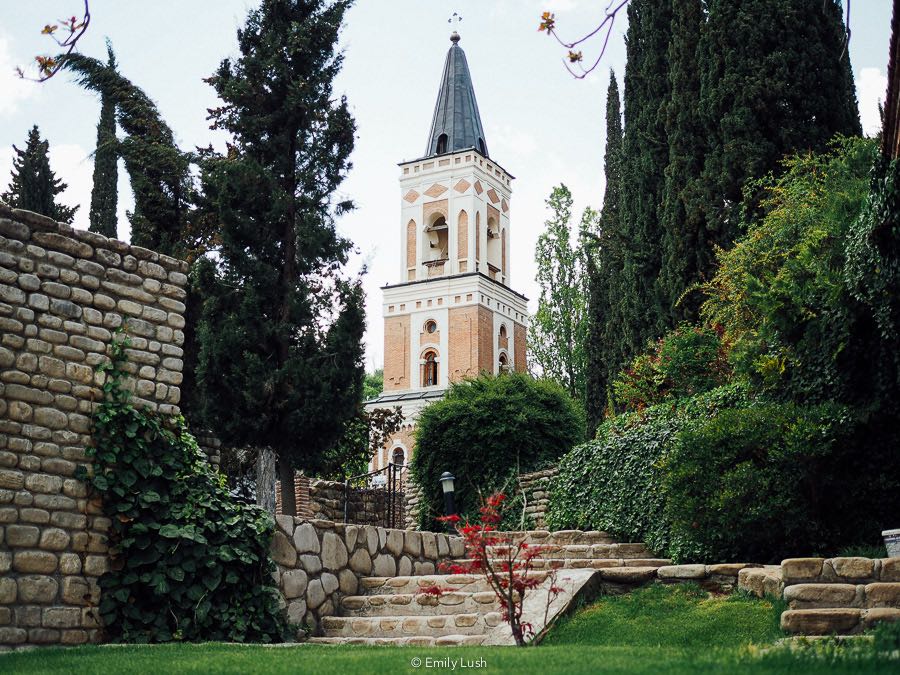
[365,389,446,406]
[424,32,489,159]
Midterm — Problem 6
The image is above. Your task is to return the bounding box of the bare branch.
[17,1,91,82]
[539,0,629,79]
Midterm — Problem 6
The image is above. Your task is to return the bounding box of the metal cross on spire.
[448,12,462,29]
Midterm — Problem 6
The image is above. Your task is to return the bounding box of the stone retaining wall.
[277,474,405,528]
[0,205,189,648]
[270,518,463,635]
[516,467,556,529]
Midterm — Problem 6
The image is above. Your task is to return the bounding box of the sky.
[0,0,894,371]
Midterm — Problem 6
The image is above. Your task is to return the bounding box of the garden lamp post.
[440,471,456,531]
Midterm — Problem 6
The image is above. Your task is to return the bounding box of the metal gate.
[343,463,405,529]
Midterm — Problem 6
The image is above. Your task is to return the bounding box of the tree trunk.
[278,452,296,516]
[256,446,277,514]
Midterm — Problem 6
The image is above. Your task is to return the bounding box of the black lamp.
[439,471,456,530]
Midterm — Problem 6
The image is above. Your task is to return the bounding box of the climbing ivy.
[78,334,289,643]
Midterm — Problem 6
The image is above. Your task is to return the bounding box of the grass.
[3,585,895,674]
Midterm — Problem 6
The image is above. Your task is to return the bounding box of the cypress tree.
[63,52,196,257]
[585,71,624,435]
[657,0,707,325]
[619,0,672,354]
[700,0,861,245]
[88,43,119,238]
[196,0,364,515]
[2,126,78,224]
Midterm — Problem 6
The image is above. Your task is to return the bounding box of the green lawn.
[3,585,895,674]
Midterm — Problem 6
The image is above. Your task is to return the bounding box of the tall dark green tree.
[196,0,364,515]
[657,0,707,324]
[619,0,672,353]
[2,125,78,224]
[699,0,861,246]
[88,43,119,238]
[63,52,199,258]
[585,71,624,435]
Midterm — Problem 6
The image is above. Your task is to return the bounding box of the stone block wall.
[277,475,405,528]
[0,205,189,648]
[270,518,463,634]
[517,467,557,529]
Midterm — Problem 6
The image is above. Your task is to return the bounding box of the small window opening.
[436,133,448,154]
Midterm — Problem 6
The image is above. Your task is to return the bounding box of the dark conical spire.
[425,32,489,158]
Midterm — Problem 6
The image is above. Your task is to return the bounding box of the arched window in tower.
[422,351,439,387]
[406,219,417,279]
[499,352,509,373]
[486,216,501,279]
[436,133,448,154]
[425,214,449,264]
[392,447,406,467]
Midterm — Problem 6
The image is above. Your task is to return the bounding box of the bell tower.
[368,31,529,471]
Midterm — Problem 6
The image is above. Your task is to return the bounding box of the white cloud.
[858,67,887,137]
[0,35,37,116]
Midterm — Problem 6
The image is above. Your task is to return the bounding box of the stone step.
[341,591,500,616]
[495,530,617,546]
[482,543,656,560]
[780,608,900,635]
[359,573,548,596]
[784,582,900,610]
[453,557,669,570]
[307,634,485,646]
[321,612,502,638]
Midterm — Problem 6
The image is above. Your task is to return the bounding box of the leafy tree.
[618,0,672,350]
[363,369,383,400]
[88,42,119,238]
[657,0,706,324]
[699,0,861,245]
[196,0,363,515]
[2,125,78,223]
[323,405,403,480]
[529,184,594,403]
[412,372,585,531]
[585,71,624,435]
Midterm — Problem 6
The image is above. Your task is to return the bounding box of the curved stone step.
[495,530,617,546]
[321,612,502,638]
[482,543,656,560]
[359,573,548,596]
[341,591,500,616]
[784,583,862,610]
[781,608,863,635]
[307,634,485,646]
[452,557,670,571]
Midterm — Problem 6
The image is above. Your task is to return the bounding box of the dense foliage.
[196,0,364,514]
[553,137,900,563]
[661,402,898,563]
[2,125,78,223]
[80,338,288,643]
[612,324,730,412]
[701,137,877,403]
[585,1,861,419]
[547,383,750,554]
[87,42,119,238]
[412,372,584,531]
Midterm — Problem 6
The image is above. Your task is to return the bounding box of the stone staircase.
[740,556,900,636]
[307,530,668,645]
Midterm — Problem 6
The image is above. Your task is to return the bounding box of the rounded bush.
[411,372,584,531]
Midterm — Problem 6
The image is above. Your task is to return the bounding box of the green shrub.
[662,402,900,563]
[80,336,289,643]
[612,324,730,411]
[701,137,879,404]
[547,383,751,552]
[411,372,584,531]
